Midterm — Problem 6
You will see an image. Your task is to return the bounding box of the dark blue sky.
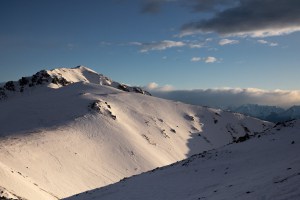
[1,0,300,90]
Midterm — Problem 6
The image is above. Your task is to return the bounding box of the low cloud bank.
[145,86,300,108]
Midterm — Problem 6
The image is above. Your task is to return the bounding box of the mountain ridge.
[227,104,300,122]
[0,66,150,100]
[0,66,272,200]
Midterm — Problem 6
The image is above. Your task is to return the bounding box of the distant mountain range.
[227,104,300,122]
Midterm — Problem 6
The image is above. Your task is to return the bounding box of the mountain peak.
[0,66,150,100]
[72,65,94,71]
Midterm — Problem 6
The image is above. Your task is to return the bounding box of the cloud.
[191,56,218,63]
[218,39,239,46]
[269,42,278,47]
[141,0,163,13]
[188,43,204,48]
[257,40,268,44]
[129,42,142,46]
[99,41,112,46]
[66,43,76,50]
[131,38,210,52]
[147,82,159,89]
[204,56,217,63]
[191,57,201,62]
[190,56,218,63]
[257,40,278,47]
[184,0,238,12]
[137,40,186,52]
[180,0,300,37]
[145,82,174,91]
[141,0,176,13]
[149,87,300,108]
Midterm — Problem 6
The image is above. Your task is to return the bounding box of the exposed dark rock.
[0,87,6,99]
[242,125,250,134]
[40,70,50,78]
[170,128,176,133]
[51,77,59,84]
[118,84,130,92]
[133,87,144,94]
[234,133,250,143]
[51,76,70,86]
[89,100,117,120]
[18,77,29,86]
[59,77,71,86]
[36,77,43,85]
[4,81,15,91]
[185,115,195,121]
[31,74,38,83]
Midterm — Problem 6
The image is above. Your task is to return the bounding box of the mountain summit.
[0,66,150,100]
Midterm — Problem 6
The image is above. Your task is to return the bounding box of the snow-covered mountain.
[0,66,150,100]
[0,67,272,200]
[228,104,284,119]
[65,120,300,200]
[281,106,300,120]
[228,104,300,122]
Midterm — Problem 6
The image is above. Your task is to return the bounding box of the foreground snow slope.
[0,67,271,200]
[65,120,300,200]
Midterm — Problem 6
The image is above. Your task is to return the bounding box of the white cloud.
[257,40,268,44]
[180,27,300,38]
[269,42,278,47]
[189,43,204,48]
[257,39,278,47]
[219,39,239,46]
[99,41,112,46]
[131,39,212,52]
[145,82,174,91]
[191,57,201,62]
[139,40,186,52]
[147,82,159,90]
[204,56,217,63]
[150,87,300,108]
[234,27,300,38]
[190,56,219,63]
[129,42,142,46]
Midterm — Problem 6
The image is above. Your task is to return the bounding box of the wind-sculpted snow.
[65,120,300,200]
[0,67,271,200]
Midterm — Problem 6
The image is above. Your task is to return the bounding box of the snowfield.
[0,67,274,200]
[65,120,300,200]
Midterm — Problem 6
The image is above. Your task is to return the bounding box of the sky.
[0,0,300,106]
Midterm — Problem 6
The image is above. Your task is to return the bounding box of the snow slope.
[0,67,271,200]
[65,120,300,200]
